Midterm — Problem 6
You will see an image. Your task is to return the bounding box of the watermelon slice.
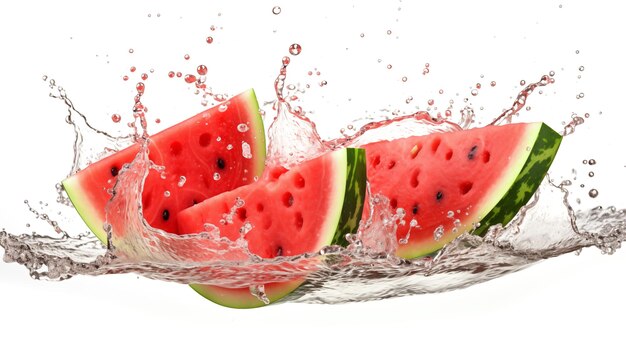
[62,89,266,243]
[177,148,367,308]
[362,122,562,259]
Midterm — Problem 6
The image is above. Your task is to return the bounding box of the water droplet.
[111,114,121,123]
[579,66,585,71]
[447,211,455,218]
[213,173,221,181]
[476,83,482,89]
[386,64,393,69]
[177,176,187,187]
[42,75,48,81]
[184,54,190,60]
[206,36,214,44]
[589,159,596,165]
[575,50,580,54]
[184,74,197,83]
[122,75,129,81]
[401,76,407,82]
[164,190,171,197]
[237,123,249,132]
[218,104,228,112]
[434,225,445,241]
[272,6,281,15]
[130,66,136,73]
[155,118,161,124]
[360,33,365,38]
[168,71,175,78]
[386,29,392,35]
[526,106,532,111]
[242,141,252,159]
[588,189,599,198]
[128,48,134,54]
[438,89,444,94]
[282,56,290,65]
[319,80,327,87]
[490,81,497,87]
[405,96,413,104]
[471,89,478,96]
[226,144,234,150]
[289,43,302,56]
[196,65,208,76]
[588,171,595,177]
[520,80,526,86]
[141,73,148,80]
[445,110,452,117]
[427,99,434,106]
[136,82,145,94]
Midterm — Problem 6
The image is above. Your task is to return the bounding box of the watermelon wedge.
[177,148,367,308]
[62,89,266,243]
[362,122,562,259]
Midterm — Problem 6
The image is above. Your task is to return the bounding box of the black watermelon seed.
[412,204,419,215]
[436,191,444,201]
[467,145,478,160]
[217,158,226,169]
[162,209,170,221]
[111,166,119,177]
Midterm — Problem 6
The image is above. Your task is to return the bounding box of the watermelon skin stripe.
[473,122,562,237]
[333,148,367,246]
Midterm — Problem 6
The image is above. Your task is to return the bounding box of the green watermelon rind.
[62,89,266,245]
[189,148,367,308]
[396,122,563,259]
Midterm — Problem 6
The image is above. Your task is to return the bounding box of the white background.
[1,0,625,350]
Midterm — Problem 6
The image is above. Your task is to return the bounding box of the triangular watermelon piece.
[362,122,562,259]
[177,148,367,308]
[62,89,266,243]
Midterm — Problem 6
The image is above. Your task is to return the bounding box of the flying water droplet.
[289,43,302,56]
[434,225,445,241]
[588,189,599,198]
[272,6,281,15]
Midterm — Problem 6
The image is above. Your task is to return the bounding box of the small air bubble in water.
[237,123,249,132]
[588,189,599,198]
[111,114,121,123]
[272,6,281,15]
[289,43,302,56]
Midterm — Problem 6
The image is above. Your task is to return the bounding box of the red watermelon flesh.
[177,148,367,308]
[62,89,265,243]
[362,122,562,259]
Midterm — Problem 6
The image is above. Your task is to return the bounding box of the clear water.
[1,4,625,306]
